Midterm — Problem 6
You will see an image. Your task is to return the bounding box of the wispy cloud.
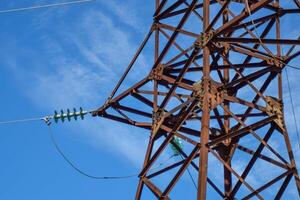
[100,1,142,31]
[3,4,151,167]
[2,1,300,197]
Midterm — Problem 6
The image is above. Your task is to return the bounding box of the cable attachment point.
[42,116,52,126]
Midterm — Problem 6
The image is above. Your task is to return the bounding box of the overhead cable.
[284,69,300,151]
[47,123,178,180]
[47,125,138,179]
[0,0,95,14]
[244,0,300,71]
[245,0,300,151]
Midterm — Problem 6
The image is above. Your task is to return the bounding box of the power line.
[0,107,95,126]
[0,112,124,179]
[0,114,133,180]
[244,0,300,151]
[0,113,177,180]
[0,0,95,14]
[284,69,300,151]
[0,115,182,180]
[286,64,300,71]
[47,125,138,179]
[244,0,300,71]
[179,154,198,190]
[0,117,45,125]
[47,124,178,180]
[0,111,179,180]
[244,0,271,56]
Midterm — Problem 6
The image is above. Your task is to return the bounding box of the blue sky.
[0,1,154,199]
[0,1,300,200]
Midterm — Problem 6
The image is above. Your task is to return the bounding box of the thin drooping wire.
[284,69,300,151]
[244,0,300,151]
[48,125,177,180]
[179,154,198,190]
[244,0,300,71]
[244,0,274,55]
[0,0,95,14]
[286,64,300,71]
[0,114,177,179]
[47,125,137,179]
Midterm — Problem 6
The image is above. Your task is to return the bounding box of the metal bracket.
[152,109,165,137]
[149,64,164,80]
[266,57,284,68]
[194,31,214,48]
[151,22,159,31]
[213,42,230,56]
[265,96,285,130]
[192,78,225,110]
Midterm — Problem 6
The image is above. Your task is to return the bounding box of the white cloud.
[2,1,300,196]
[101,1,142,31]
[4,6,152,167]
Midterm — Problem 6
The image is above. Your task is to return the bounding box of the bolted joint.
[192,80,205,108]
[153,109,164,122]
[222,43,230,57]
[266,57,284,68]
[195,32,204,48]
[276,8,285,17]
[193,78,225,110]
[92,98,111,117]
[193,80,205,97]
[151,22,159,31]
[212,42,230,57]
[152,109,165,137]
[149,64,164,80]
[265,96,286,130]
[194,31,214,49]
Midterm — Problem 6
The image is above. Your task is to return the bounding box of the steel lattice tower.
[92,0,300,199]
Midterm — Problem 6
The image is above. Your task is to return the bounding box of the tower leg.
[198,1,210,199]
[135,138,155,200]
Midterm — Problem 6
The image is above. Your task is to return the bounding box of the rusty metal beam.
[93,1,300,199]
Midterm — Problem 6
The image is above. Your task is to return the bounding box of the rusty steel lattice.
[92,0,300,199]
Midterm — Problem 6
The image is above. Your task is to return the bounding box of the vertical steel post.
[222,7,232,198]
[135,2,160,198]
[198,0,210,199]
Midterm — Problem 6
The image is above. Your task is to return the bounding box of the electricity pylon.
[92,0,300,199]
